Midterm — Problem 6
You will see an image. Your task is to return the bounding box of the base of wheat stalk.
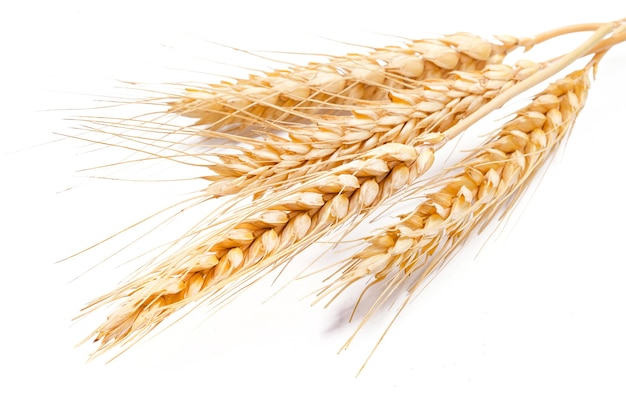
[71,19,625,369]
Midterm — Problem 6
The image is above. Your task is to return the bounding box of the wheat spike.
[82,139,436,356]
[82,51,567,354]
[77,21,624,362]
[201,60,542,199]
[169,33,519,131]
[318,56,596,364]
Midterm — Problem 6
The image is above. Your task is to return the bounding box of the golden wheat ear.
[141,25,625,204]
[202,59,542,200]
[168,33,519,132]
[317,53,601,373]
[165,21,626,134]
[81,139,438,358]
[77,20,624,360]
[81,55,547,357]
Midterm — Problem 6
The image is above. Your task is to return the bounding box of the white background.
[2,1,626,414]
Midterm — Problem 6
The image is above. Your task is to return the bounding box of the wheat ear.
[76,24,617,202]
[82,139,436,357]
[161,22,621,134]
[318,55,598,372]
[168,33,518,131]
[167,24,622,199]
[79,21,622,360]
[79,53,553,353]
[201,60,543,199]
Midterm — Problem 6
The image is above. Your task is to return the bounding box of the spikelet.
[75,20,625,362]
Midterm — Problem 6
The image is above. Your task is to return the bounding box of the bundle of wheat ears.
[74,19,625,370]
